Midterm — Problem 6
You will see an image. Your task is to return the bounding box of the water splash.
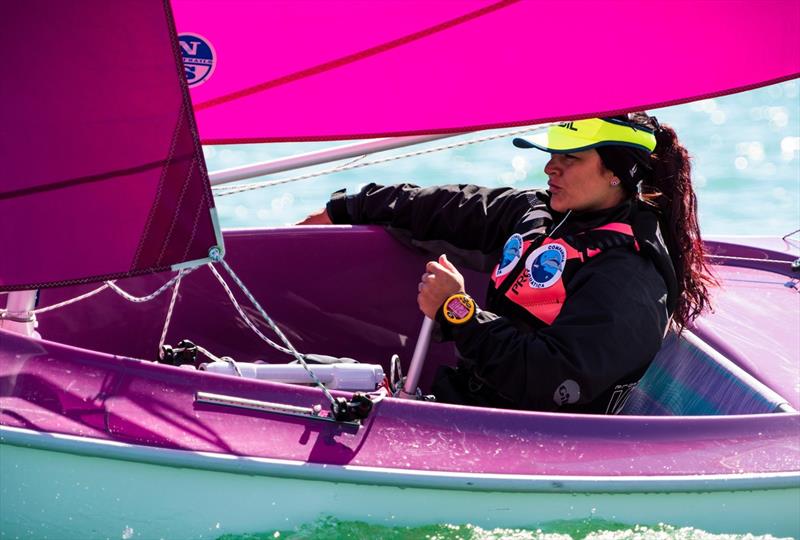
[215,518,794,540]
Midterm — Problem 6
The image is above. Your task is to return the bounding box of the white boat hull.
[2,427,798,539]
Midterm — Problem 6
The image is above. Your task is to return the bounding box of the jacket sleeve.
[326,183,548,253]
[448,251,669,410]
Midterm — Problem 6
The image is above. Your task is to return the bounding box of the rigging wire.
[211,124,552,198]
[205,262,293,356]
[157,270,185,355]
[707,254,796,265]
[208,248,338,408]
[781,228,800,241]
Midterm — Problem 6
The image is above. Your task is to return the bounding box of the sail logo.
[178,33,216,87]
[526,243,566,288]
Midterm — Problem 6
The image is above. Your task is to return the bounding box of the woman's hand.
[417,254,465,319]
[296,208,332,225]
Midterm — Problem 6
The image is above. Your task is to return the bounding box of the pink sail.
[0,1,222,291]
[172,0,800,143]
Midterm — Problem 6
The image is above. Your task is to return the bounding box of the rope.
[31,284,109,314]
[195,344,244,377]
[18,267,199,317]
[195,343,223,362]
[212,124,551,198]
[194,343,243,377]
[205,263,293,356]
[157,270,185,354]
[208,248,337,408]
[105,271,191,303]
[364,386,388,404]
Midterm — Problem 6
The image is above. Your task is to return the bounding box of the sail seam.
[155,149,194,266]
[0,159,182,201]
[131,99,186,270]
[194,0,521,112]
[181,173,207,263]
[197,73,800,145]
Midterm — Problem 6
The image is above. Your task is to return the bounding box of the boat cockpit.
[3,227,798,420]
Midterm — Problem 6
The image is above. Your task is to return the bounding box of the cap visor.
[512,132,558,152]
[513,130,639,154]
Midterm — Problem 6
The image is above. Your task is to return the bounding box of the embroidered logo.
[526,243,566,288]
[495,234,523,277]
[178,33,216,87]
[554,379,581,405]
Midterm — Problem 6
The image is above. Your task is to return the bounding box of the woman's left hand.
[417,254,466,319]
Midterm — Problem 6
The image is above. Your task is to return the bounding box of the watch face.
[443,294,475,324]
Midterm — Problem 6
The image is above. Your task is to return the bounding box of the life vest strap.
[493,221,639,327]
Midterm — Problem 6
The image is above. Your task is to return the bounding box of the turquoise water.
[204,80,800,237]
[218,518,794,540]
[203,83,799,540]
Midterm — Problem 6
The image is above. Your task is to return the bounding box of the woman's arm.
[325,183,547,253]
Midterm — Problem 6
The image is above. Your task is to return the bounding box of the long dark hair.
[624,112,715,330]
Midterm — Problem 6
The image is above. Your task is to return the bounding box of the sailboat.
[1,1,799,538]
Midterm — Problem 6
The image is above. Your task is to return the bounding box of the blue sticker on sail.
[496,233,523,277]
[527,243,566,288]
[179,33,216,87]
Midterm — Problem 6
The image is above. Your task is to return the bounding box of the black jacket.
[327,183,677,413]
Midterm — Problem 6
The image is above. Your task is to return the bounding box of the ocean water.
[201,83,799,540]
[218,518,794,540]
[204,80,800,237]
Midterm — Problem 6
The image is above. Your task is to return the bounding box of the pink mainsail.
[172,0,800,144]
[0,1,222,292]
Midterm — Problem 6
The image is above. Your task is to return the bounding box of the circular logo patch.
[526,243,566,288]
[496,233,523,277]
[553,379,581,405]
[178,33,216,87]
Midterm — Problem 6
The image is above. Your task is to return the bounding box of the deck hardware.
[331,393,373,422]
[195,391,362,426]
[160,339,198,366]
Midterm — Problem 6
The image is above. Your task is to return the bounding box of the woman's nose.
[544,158,558,176]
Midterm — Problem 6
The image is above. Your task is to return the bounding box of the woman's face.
[544,149,625,213]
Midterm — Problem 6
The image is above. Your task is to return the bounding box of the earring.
[610,180,620,186]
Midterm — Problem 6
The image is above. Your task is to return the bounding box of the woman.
[300,113,714,413]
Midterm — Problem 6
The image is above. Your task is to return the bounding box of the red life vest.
[490,223,637,325]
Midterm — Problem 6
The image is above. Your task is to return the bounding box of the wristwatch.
[441,293,476,325]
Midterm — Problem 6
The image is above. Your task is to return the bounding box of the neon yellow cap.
[513,118,657,154]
